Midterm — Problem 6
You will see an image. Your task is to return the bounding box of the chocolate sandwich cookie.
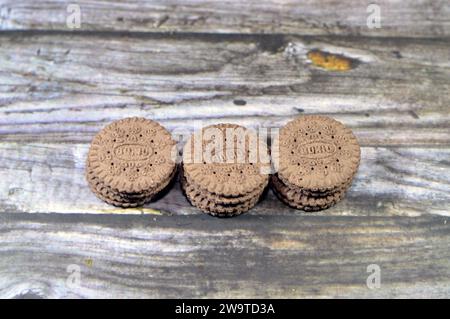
[87,163,177,202]
[180,169,263,205]
[181,176,262,217]
[274,115,360,191]
[272,186,343,212]
[183,124,270,197]
[86,117,177,207]
[87,168,176,207]
[186,191,261,217]
[181,173,265,207]
[271,174,345,209]
[87,183,149,208]
[272,173,352,199]
[181,123,270,216]
[271,115,360,211]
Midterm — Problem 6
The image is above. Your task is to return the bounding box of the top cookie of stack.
[181,123,270,217]
[271,115,360,211]
[86,117,177,207]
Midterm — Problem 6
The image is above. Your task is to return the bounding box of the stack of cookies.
[181,124,270,217]
[271,115,360,211]
[86,117,177,207]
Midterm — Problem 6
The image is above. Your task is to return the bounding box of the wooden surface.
[1,0,449,37]
[0,0,449,299]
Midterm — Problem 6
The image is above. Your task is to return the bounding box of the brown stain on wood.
[307,50,356,71]
[266,239,310,250]
[84,258,93,268]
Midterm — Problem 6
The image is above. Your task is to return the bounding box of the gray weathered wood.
[0,213,449,298]
[1,142,449,217]
[0,33,449,219]
[0,33,449,146]
[0,0,449,37]
[0,6,449,298]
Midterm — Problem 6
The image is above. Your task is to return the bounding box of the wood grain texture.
[0,0,449,37]
[0,33,449,219]
[0,213,449,298]
[0,33,449,146]
[0,6,449,298]
[1,142,450,217]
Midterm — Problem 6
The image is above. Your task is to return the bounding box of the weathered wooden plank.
[0,33,449,146]
[0,213,448,298]
[1,142,449,217]
[0,0,449,37]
